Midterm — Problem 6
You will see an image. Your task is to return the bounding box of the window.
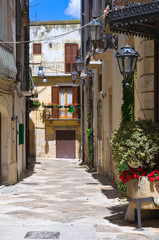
[60,88,72,118]
[52,86,80,119]
[65,44,78,73]
[33,43,42,54]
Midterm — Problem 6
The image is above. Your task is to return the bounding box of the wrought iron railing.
[0,42,17,79]
[43,106,81,120]
[31,62,66,76]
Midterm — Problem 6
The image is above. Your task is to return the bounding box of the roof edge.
[30,20,81,26]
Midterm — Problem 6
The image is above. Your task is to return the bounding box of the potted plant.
[29,100,41,109]
[111,119,159,208]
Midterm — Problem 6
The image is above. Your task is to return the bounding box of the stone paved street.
[0,158,159,239]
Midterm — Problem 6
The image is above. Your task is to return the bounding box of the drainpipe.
[81,78,85,163]
[89,73,94,168]
[154,39,158,123]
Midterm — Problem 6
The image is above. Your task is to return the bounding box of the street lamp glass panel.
[43,76,47,83]
[38,66,45,76]
[88,18,101,42]
[76,57,84,74]
[117,57,123,74]
[124,57,131,74]
[71,68,78,85]
[131,57,137,73]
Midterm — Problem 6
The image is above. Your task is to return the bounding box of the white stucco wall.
[30,21,81,76]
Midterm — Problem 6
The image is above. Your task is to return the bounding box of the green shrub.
[29,100,41,108]
[111,119,159,171]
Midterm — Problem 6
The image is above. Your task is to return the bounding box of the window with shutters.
[65,44,78,73]
[60,88,73,118]
[33,43,42,54]
[51,86,80,120]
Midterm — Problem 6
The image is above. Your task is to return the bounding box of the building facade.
[29,20,81,159]
[81,0,155,184]
[81,0,123,182]
[0,0,30,184]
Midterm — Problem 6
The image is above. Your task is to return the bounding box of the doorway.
[56,130,75,159]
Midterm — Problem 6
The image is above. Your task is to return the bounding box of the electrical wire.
[0,14,105,44]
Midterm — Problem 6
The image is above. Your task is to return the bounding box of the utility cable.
[0,14,105,44]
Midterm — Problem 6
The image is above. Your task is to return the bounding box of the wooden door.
[56,130,75,159]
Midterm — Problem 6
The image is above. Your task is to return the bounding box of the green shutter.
[19,124,24,145]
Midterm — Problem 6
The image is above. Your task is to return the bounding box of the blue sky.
[29,0,80,21]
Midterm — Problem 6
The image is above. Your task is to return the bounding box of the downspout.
[154,39,158,123]
[81,79,85,163]
[89,72,94,168]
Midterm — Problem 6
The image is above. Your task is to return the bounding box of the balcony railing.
[0,42,17,79]
[43,105,81,120]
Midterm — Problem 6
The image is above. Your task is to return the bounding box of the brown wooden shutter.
[65,44,71,73]
[52,87,59,118]
[65,44,78,73]
[72,44,78,70]
[73,86,80,118]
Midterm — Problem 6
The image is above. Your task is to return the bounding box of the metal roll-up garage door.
[56,130,75,159]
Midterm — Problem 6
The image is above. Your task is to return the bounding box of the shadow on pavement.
[91,172,120,199]
[20,157,41,182]
[105,204,159,229]
[104,204,132,227]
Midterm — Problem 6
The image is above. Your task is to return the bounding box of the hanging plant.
[29,100,41,109]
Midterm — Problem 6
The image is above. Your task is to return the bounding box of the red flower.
[157,176,159,181]
[149,177,155,182]
[133,173,139,179]
[122,178,127,183]
[141,172,146,176]
[126,173,131,180]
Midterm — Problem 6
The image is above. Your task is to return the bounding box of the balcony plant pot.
[44,106,53,108]
[126,176,159,209]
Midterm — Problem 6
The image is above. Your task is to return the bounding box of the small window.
[33,43,42,54]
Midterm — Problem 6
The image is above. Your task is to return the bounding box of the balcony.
[0,42,17,79]
[43,105,81,120]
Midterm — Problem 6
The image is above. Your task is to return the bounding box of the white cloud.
[65,0,80,19]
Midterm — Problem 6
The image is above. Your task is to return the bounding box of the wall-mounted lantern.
[116,44,139,80]
[87,18,101,42]
[75,57,84,74]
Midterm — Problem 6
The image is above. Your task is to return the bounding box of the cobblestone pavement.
[0,158,159,239]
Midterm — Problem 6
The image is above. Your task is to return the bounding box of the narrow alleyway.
[0,159,158,239]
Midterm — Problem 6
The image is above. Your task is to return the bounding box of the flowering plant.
[103,5,110,19]
[147,170,159,182]
[120,166,159,183]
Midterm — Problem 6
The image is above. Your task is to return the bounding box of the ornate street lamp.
[71,68,78,85]
[116,44,139,80]
[87,18,101,42]
[75,57,84,74]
